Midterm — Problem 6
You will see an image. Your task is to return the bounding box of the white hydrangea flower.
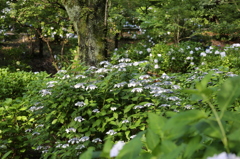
[65,128,76,133]
[92,109,100,113]
[106,130,117,135]
[134,105,144,109]
[144,103,154,107]
[92,138,102,143]
[74,116,85,122]
[130,135,136,139]
[39,89,51,96]
[42,150,48,153]
[36,124,44,128]
[184,105,193,109]
[154,64,160,69]
[161,73,170,79]
[32,132,40,135]
[61,75,70,79]
[110,107,117,111]
[172,85,181,89]
[95,68,109,73]
[29,106,44,112]
[46,81,58,88]
[79,136,89,142]
[207,152,240,159]
[131,87,143,93]
[75,144,85,150]
[128,81,142,87]
[74,83,85,89]
[114,82,127,88]
[147,48,151,52]
[57,70,67,74]
[139,75,151,80]
[160,104,170,107]
[68,138,80,144]
[186,56,194,60]
[36,146,43,150]
[99,61,110,66]
[206,49,211,53]
[200,52,207,56]
[86,84,97,91]
[75,101,85,107]
[110,141,125,157]
[168,96,181,101]
[220,52,226,58]
[56,144,63,148]
[118,58,131,63]
[122,119,129,123]
[75,75,87,79]
[25,129,32,132]
[62,144,69,148]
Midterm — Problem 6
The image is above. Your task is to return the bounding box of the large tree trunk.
[61,0,107,66]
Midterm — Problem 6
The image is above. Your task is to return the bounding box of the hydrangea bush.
[1,42,240,158]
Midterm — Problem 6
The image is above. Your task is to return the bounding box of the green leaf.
[131,96,139,101]
[196,71,214,91]
[52,119,57,124]
[100,138,113,158]
[164,110,207,140]
[16,116,27,121]
[195,119,221,139]
[146,128,160,151]
[218,76,240,117]
[2,150,12,159]
[79,147,94,159]
[116,131,144,159]
[228,128,240,141]
[183,136,203,158]
[147,113,166,136]
[160,142,185,159]
[222,111,240,124]
[124,104,135,113]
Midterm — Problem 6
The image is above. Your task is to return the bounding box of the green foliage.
[0,68,49,100]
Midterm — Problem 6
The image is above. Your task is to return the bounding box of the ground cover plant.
[1,42,240,159]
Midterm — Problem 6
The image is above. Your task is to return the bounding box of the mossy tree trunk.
[61,0,107,66]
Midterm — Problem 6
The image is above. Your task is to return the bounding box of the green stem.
[203,94,229,153]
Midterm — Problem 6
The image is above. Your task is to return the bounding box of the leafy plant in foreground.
[88,73,240,159]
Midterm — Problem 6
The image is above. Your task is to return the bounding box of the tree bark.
[61,0,107,66]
